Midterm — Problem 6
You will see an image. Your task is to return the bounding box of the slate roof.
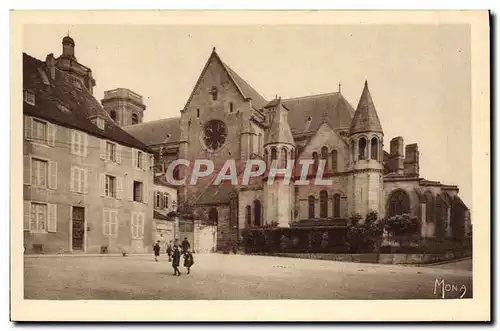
[265,99,295,146]
[282,92,356,136]
[122,117,181,147]
[195,184,236,205]
[23,53,151,152]
[222,62,268,110]
[350,80,383,135]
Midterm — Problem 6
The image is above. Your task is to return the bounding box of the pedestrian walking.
[153,241,161,262]
[166,240,173,262]
[183,249,194,275]
[172,245,181,276]
[181,237,191,255]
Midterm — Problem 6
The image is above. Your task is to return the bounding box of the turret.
[348,81,384,218]
[262,97,295,228]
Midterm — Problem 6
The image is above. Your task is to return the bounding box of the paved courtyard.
[24,254,472,300]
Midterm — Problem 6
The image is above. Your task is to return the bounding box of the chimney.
[404,143,420,176]
[45,53,56,80]
[389,136,404,175]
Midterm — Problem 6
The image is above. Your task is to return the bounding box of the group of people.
[153,237,194,276]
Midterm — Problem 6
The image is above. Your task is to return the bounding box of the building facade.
[23,37,155,254]
[118,48,470,250]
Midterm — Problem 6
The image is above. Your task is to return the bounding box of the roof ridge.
[222,61,268,102]
[122,116,180,129]
[282,92,340,102]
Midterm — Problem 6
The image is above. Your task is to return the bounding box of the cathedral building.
[120,48,470,250]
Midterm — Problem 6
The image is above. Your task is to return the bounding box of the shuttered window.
[102,209,118,237]
[131,212,145,239]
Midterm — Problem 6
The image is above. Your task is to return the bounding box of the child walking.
[172,245,181,276]
[183,249,194,275]
[153,241,161,262]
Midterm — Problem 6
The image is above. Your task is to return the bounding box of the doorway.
[72,206,85,251]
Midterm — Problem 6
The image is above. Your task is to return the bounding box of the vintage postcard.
[10,10,490,322]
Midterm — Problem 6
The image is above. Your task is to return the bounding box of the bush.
[346,211,384,253]
[384,214,420,248]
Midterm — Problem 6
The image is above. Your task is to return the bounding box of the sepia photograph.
[10,10,490,322]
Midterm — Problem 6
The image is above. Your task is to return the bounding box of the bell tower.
[347,81,385,218]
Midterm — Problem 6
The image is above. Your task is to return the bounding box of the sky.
[22,24,472,208]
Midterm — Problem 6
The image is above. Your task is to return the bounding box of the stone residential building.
[119,48,470,250]
[23,36,155,254]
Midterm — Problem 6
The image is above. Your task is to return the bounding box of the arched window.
[110,110,117,121]
[253,200,262,226]
[229,102,234,113]
[270,147,277,168]
[321,146,329,172]
[209,208,218,225]
[424,191,435,224]
[245,205,252,226]
[358,137,367,160]
[435,195,446,239]
[308,195,315,219]
[371,137,378,160]
[333,194,341,218]
[196,108,200,118]
[264,149,269,167]
[350,140,355,162]
[320,190,328,218]
[331,150,338,172]
[387,189,411,217]
[312,152,319,174]
[210,86,218,101]
[281,147,288,168]
[131,113,139,125]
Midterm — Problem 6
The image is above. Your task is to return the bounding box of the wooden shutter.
[100,139,106,160]
[132,149,137,169]
[23,201,30,231]
[142,153,147,171]
[116,177,123,200]
[47,123,56,146]
[143,181,148,204]
[99,173,105,197]
[138,213,144,238]
[83,133,88,157]
[112,211,119,237]
[116,145,122,164]
[127,179,133,201]
[23,155,31,185]
[48,161,57,190]
[70,167,75,192]
[71,130,77,155]
[83,169,89,194]
[102,209,108,235]
[24,116,32,139]
[47,203,57,233]
[131,212,136,239]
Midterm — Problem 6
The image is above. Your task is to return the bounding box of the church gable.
[183,50,254,117]
[300,122,348,167]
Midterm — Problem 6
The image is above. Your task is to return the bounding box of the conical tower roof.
[349,80,383,135]
[265,98,295,146]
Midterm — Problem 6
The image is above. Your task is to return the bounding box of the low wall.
[251,250,472,265]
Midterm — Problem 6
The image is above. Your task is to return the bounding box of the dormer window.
[24,90,35,106]
[57,103,71,114]
[97,118,105,130]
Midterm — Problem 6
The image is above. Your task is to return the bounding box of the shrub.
[346,211,384,253]
[384,214,420,248]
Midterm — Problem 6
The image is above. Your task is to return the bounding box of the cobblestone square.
[24,254,473,300]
